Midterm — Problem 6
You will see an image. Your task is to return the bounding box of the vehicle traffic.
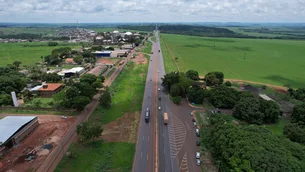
[164,112,168,125]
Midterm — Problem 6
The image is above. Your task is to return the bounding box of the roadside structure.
[57,67,85,78]
[30,83,63,97]
[0,116,38,156]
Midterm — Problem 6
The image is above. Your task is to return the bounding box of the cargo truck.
[164,112,168,125]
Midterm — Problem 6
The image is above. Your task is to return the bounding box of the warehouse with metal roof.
[0,116,38,155]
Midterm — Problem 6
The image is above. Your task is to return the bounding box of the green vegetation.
[55,141,135,172]
[151,36,156,42]
[90,60,148,125]
[0,42,80,66]
[141,41,152,54]
[0,27,57,35]
[160,39,178,73]
[0,109,77,116]
[265,118,289,136]
[23,97,54,108]
[161,34,305,87]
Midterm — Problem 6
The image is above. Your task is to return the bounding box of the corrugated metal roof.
[0,116,37,145]
[30,85,43,92]
[259,94,274,101]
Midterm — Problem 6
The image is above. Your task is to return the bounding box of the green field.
[90,60,148,125]
[0,42,80,66]
[92,28,148,33]
[0,27,57,35]
[161,34,305,88]
[55,141,135,172]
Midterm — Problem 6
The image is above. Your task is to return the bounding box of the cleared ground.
[0,42,80,66]
[161,34,305,88]
[0,115,76,172]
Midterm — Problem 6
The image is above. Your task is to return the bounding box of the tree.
[170,84,181,97]
[186,70,200,81]
[177,74,194,96]
[233,97,280,124]
[75,82,96,99]
[161,72,180,91]
[204,72,224,86]
[291,104,305,126]
[76,122,103,142]
[0,94,13,106]
[209,85,239,108]
[65,86,80,100]
[171,96,182,104]
[72,96,91,110]
[48,42,59,46]
[100,89,111,108]
[13,61,21,71]
[80,74,97,85]
[225,81,232,87]
[92,80,103,89]
[283,123,305,144]
[41,73,62,83]
[233,97,263,124]
[73,55,83,65]
[98,75,105,83]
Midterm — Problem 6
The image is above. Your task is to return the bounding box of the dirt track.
[0,115,76,172]
[224,79,288,92]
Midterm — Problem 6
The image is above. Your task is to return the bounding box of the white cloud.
[0,0,304,22]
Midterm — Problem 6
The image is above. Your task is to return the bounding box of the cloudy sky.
[0,0,304,23]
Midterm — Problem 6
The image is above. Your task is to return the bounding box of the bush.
[224,81,232,87]
[48,42,59,46]
[171,96,182,104]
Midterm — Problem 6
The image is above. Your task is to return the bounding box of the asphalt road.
[133,36,159,172]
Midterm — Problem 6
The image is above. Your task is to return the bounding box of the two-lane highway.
[133,35,159,172]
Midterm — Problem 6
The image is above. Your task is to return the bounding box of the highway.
[133,34,159,172]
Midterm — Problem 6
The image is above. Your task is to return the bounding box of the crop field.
[161,34,305,88]
[0,42,80,66]
[0,27,57,35]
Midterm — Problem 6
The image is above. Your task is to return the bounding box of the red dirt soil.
[101,112,140,143]
[132,53,147,65]
[96,58,115,65]
[0,115,76,172]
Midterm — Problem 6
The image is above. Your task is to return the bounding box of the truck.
[164,112,168,125]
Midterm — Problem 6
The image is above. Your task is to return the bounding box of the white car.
[61,116,67,119]
[158,88,161,91]
[194,122,197,126]
[196,152,200,159]
[196,159,201,166]
[158,107,161,110]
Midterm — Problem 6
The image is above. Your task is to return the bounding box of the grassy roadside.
[90,60,148,125]
[55,48,150,171]
[105,67,116,79]
[141,41,152,54]
[151,36,156,42]
[159,35,178,73]
[0,109,78,116]
[55,141,135,172]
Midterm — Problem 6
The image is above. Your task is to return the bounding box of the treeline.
[208,115,305,171]
[118,25,305,40]
[0,33,69,40]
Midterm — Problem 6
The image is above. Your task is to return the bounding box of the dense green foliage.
[204,72,224,86]
[100,89,112,108]
[185,70,200,81]
[161,34,305,87]
[208,85,239,108]
[288,88,305,101]
[233,97,280,124]
[48,42,59,46]
[209,116,305,172]
[76,122,103,142]
[284,123,305,145]
[0,65,26,106]
[291,104,305,125]
[44,47,72,65]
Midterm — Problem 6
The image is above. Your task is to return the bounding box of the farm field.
[0,42,80,66]
[161,34,305,88]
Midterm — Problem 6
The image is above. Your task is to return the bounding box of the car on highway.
[196,129,200,137]
[192,118,196,122]
[196,159,201,166]
[145,108,150,123]
[159,97,161,100]
[194,122,197,126]
[158,88,160,91]
[196,141,200,146]
[61,116,67,119]
[158,106,161,110]
[158,50,160,52]
[158,70,159,73]
[196,152,200,159]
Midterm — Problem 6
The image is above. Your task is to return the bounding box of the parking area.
[166,99,203,172]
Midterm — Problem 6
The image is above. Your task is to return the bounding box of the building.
[121,44,134,50]
[92,51,113,58]
[65,58,76,64]
[57,67,85,78]
[0,116,38,156]
[111,50,129,57]
[259,94,274,101]
[30,83,63,97]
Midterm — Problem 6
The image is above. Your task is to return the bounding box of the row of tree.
[288,88,305,102]
[0,63,27,106]
[208,115,305,171]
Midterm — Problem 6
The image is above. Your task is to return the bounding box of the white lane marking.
[143,136,144,141]
[141,152,143,159]
[147,154,149,161]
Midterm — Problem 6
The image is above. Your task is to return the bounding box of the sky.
[0,0,304,23]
